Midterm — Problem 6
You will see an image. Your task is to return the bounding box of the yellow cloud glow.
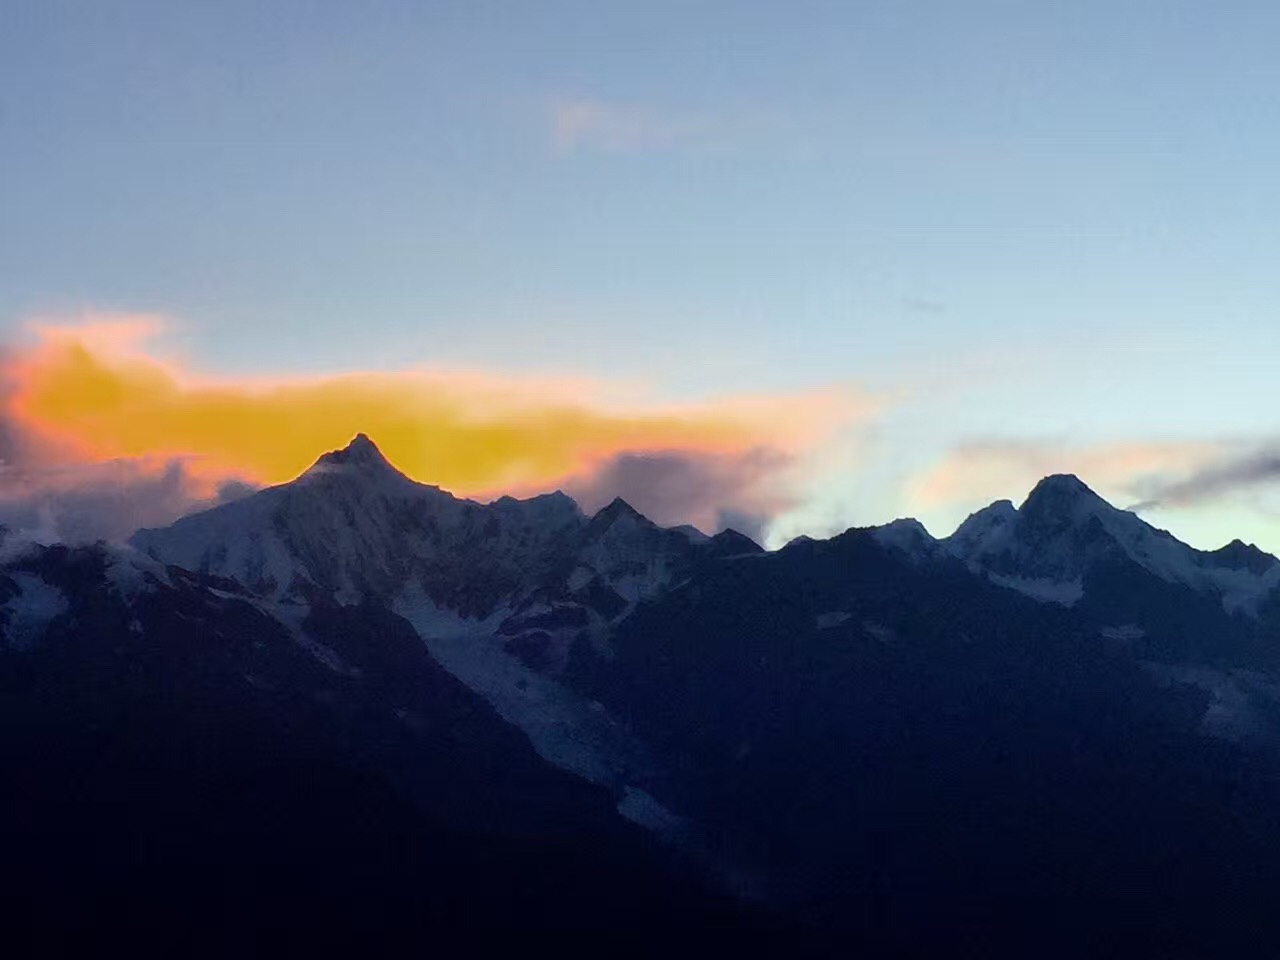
[7,320,863,499]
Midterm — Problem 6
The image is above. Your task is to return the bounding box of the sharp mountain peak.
[309,433,401,475]
[594,496,647,523]
[1021,473,1104,509]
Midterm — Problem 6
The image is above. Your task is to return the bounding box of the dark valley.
[5,437,1280,956]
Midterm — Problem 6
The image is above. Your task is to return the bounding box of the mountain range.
[5,435,1280,956]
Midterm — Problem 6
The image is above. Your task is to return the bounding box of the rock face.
[8,438,1280,954]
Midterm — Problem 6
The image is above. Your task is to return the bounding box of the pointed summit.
[873,517,938,560]
[596,496,645,524]
[706,528,764,557]
[308,434,400,476]
[585,497,651,538]
[1208,539,1278,575]
[940,471,1280,611]
[947,499,1018,556]
[602,495,640,514]
[1018,475,1114,531]
[1022,474,1100,509]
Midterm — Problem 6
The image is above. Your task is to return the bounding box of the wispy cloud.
[0,458,252,545]
[548,97,758,154]
[910,438,1231,513]
[1125,446,1280,511]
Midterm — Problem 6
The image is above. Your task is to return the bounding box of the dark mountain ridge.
[5,437,1280,956]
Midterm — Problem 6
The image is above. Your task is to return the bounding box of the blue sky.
[4,1,1280,548]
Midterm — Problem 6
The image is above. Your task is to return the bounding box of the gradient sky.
[4,1,1280,550]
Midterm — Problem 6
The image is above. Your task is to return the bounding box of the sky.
[3,1,1280,549]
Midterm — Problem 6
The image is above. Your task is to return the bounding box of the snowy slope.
[131,435,742,625]
[872,517,943,562]
[130,432,767,698]
[944,474,1280,612]
[131,435,585,613]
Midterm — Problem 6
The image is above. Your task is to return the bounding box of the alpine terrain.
[6,435,1280,956]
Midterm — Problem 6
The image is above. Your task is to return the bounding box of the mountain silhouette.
[4,435,1280,956]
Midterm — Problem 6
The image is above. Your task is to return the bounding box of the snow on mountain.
[946,499,1018,559]
[1209,539,1279,576]
[872,518,941,562]
[1,571,67,650]
[944,474,1280,612]
[394,586,660,793]
[128,434,750,687]
[131,434,585,613]
[492,495,727,671]
[126,434,739,841]
[671,524,711,544]
[130,435,734,627]
[575,497,692,604]
[713,528,768,556]
[1144,663,1280,743]
[130,440,1279,625]
[986,572,1085,607]
[121,441,1280,861]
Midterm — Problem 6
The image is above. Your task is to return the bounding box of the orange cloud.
[5,319,866,503]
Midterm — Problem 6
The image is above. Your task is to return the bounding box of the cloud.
[0,316,873,542]
[910,438,1229,513]
[550,98,694,153]
[1124,446,1280,511]
[548,97,763,154]
[0,458,254,545]
[563,448,796,543]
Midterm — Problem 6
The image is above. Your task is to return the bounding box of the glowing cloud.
[1,318,870,539]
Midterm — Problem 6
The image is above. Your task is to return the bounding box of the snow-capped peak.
[132,434,584,609]
[130,435,746,624]
[1023,473,1099,505]
[945,474,1280,613]
[947,499,1018,558]
[492,490,583,523]
[304,433,404,478]
[1018,474,1113,528]
[948,473,1160,581]
[1208,539,1277,576]
[872,518,939,561]
[585,497,649,538]
[671,524,711,545]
